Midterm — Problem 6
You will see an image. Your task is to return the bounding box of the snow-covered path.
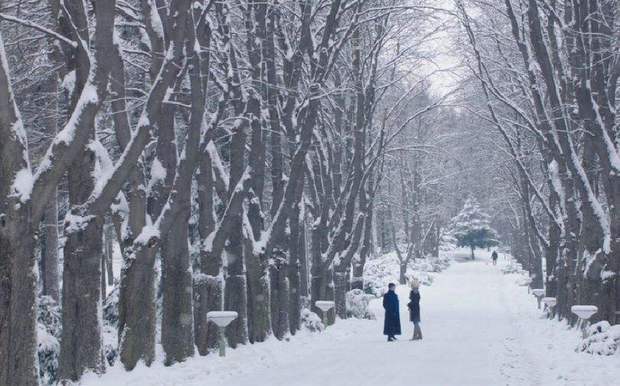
[84,254,619,386]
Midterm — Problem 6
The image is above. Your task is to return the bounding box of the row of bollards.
[207,301,336,357]
[530,289,598,339]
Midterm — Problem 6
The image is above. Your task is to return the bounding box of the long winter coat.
[383,290,401,336]
[408,290,421,323]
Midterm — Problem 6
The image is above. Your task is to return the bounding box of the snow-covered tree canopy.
[3,0,620,384]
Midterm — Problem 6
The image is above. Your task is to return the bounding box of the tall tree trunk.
[224,118,249,348]
[41,195,60,301]
[59,217,106,381]
[161,217,194,365]
[334,271,348,318]
[58,0,104,378]
[245,199,272,343]
[101,249,107,298]
[104,222,115,285]
[270,255,290,338]
[225,228,249,347]
[117,0,192,368]
[194,147,220,355]
[310,226,330,322]
[287,176,305,334]
[0,0,115,382]
[118,248,158,369]
[0,216,38,386]
[299,220,310,302]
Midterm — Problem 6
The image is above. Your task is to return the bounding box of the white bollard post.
[207,311,239,357]
[531,289,545,309]
[315,300,335,328]
[571,305,598,340]
[542,297,557,319]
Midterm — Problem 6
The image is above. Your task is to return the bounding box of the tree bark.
[59,217,106,380]
[41,195,60,301]
[57,0,116,380]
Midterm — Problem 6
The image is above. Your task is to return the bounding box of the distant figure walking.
[491,250,498,265]
[383,283,401,342]
[408,279,422,340]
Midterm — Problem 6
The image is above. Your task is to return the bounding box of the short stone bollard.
[315,300,335,328]
[542,297,557,318]
[531,289,544,309]
[571,305,598,340]
[206,311,238,357]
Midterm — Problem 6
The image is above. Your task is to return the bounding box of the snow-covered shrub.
[577,321,620,355]
[102,286,120,365]
[37,296,61,385]
[345,289,375,319]
[419,256,450,273]
[411,260,434,272]
[300,308,324,332]
[363,253,401,295]
[363,252,438,296]
[410,271,433,286]
[515,275,532,287]
[435,256,452,271]
[501,261,525,275]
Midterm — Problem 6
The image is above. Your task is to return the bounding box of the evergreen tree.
[450,198,498,259]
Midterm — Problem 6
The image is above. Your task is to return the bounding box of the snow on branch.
[0,13,78,48]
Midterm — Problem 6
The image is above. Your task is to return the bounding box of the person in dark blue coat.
[408,279,422,340]
[383,283,401,341]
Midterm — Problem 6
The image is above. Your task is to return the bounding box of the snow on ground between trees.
[81,251,620,386]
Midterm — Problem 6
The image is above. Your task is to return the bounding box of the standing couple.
[383,280,422,342]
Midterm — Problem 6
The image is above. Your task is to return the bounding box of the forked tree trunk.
[244,197,271,343]
[0,1,115,383]
[161,23,208,362]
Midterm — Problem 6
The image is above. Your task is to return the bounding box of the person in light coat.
[408,279,422,340]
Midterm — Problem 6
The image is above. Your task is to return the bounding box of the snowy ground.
[83,251,620,386]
